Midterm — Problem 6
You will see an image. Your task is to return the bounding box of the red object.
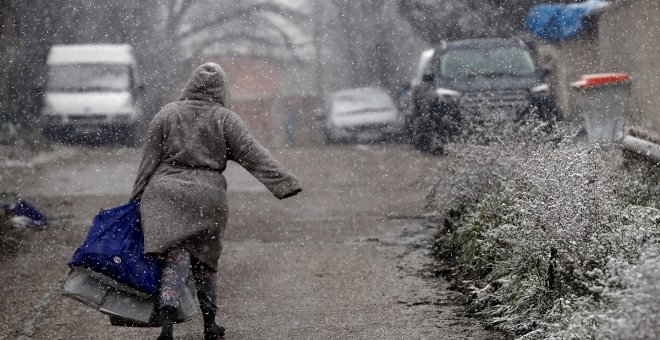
[571,73,631,90]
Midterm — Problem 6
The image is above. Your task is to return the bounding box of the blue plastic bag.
[526,0,609,42]
[4,199,48,227]
[68,201,162,295]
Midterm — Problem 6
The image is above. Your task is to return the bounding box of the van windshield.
[437,47,536,78]
[47,64,131,92]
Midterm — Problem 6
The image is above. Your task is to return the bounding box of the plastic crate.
[63,267,197,326]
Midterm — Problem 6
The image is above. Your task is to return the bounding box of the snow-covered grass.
[0,118,53,166]
[0,116,51,150]
[0,192,17,241]
[428,120,660,339]
[0,210,9,239]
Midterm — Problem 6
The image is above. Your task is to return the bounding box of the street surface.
[0,144,498,339]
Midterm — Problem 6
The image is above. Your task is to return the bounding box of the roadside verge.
[426,127,660,338]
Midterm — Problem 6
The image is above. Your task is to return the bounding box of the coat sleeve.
[224,111,302,199]
[129,114,165,201]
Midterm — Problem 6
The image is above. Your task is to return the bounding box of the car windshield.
[437,47,536,78]
[331,90,394,115]
[47,64,131,92]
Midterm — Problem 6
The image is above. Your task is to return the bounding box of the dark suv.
[409,38,559,152]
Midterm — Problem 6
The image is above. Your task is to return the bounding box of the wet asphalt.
[0,144,499,339]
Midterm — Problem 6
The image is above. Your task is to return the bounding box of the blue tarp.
[526,0,610,42]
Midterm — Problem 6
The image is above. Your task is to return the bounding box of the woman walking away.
[129,63,302,340]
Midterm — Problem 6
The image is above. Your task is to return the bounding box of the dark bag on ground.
[10,199,48,226]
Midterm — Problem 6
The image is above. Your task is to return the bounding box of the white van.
[41,44,142,143]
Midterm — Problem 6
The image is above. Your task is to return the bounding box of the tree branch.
[170,0,196,30]
[252,15,296,51]
[174,2,301,42]
[202,33,286,50]
[166,0,178,34]
[194,23,305,63]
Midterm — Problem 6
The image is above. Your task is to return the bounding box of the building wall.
[219,58,280,146]
[567,37,601,123]
[272,95,323,147]
[274,62,322,147]
[195,56,322,148]
[599,0,660,130]
[544,37,601,122]
[536,26,602,124]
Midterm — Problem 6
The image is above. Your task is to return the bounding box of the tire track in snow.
[16,273,67,340]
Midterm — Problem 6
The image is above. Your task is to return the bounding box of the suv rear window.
[436,47,536,78]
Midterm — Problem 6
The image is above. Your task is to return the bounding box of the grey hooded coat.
[129,63,302,269]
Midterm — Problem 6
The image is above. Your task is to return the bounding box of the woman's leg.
[191,258,224,339]
[158,247,191,340]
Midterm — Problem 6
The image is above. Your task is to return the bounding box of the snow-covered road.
[0,144,499,339]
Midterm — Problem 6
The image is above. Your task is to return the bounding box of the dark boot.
[201,306,225,339]
[157,306,178,340]
[192,258,224,339]
[204,323,225,340]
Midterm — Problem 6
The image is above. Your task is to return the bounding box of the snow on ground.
[0,144,500,339]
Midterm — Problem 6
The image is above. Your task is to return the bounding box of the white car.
[324,87,403,144]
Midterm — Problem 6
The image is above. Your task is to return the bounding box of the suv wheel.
[412,116,438,153]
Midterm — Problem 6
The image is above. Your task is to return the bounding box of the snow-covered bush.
[429,121,660,338]
[553,249,660,340]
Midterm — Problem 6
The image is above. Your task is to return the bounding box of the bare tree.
[0,1,68,125]
[0,0,306,124]
[321,0,425,92]
[396,0,575,43]
[136,0,306,116]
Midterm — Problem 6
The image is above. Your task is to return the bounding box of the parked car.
[40,44,143,144]
[409,38,560,153]
[323,87,403,144]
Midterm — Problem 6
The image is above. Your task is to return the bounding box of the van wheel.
[324,130,342,145]
[42,128,58,141]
